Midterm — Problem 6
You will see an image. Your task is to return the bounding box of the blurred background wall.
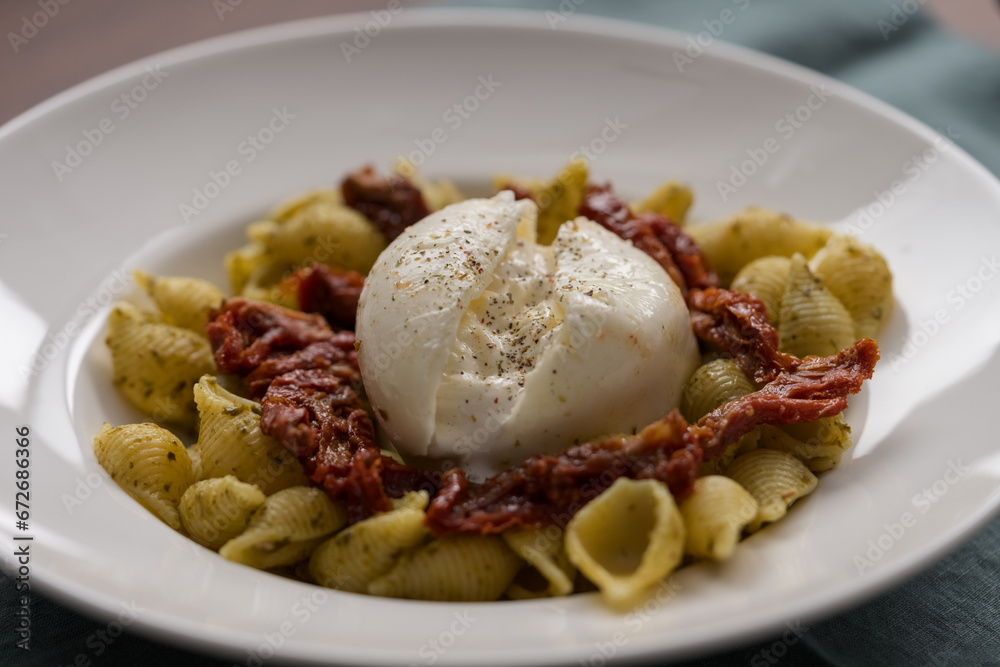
[2,0,999,125]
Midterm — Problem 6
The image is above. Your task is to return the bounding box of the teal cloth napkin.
[3,1,999,665]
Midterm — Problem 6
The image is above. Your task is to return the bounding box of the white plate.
[2,9,1000,666]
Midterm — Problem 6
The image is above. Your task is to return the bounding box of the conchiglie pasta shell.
[133,270,225,334]
[187,443,203,481]
[535,159,589,245]
[247,199,386,274]
[502,526,575,599]
[224,245,272,296]
[564,478,685,606]
[368,535,522,602]
[681,359,756,422]
[680,475,758,561]
[93,422,195,530]
[810,234,893,340]
[179,476,266,550]
[725,449,818,533]
[758,415,852,472]
[309,491,430,593]
[731,255,792,327]
[393,159,465,212]
[493,161,588,245]
[778,255,855,358]
[239,261,297,305]
[633,180,694,225]
[686,207,832,286]
[193,376,307,494]
[219,487,347,570]
[700,430,760,477]
[106,302,215,429]
[681,359,760,475]
[268,189,343,224]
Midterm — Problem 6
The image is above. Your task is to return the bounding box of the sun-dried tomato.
[424,413,700,536]
[341,165,430,241]
[579,183,718,295]
[690,338,879,460]
[424,337,877,536]
[686,287,798,384]
[206,298,358,398]
[294,264,365,330]
[261,369,439,523]
[207,298,334,374]
[245,335,358,400]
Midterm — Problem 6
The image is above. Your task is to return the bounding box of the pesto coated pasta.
[730,255,792,327]
[502,526,575,599]
[495,158,589,245]
[106,301,215,428]
[686,207,833,286]
[681,359,760,473]
[225,191,386,296]
[220,487,347,570]
[91,164,889,610]
[179,476,266,550]
[564,478,685,605]
[758,415,852,472]
[93,422,195,531]
[133,270,225,334]
[778,254,855,358]
[309,491,430,593]
[680,475,758,561]
[725,449,818,533]
[193,376,308,494]
[368,535,522,602]
[810,234,893,340]
[633,180,694,225]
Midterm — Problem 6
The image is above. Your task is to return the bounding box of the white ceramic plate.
[2,9,1000,666]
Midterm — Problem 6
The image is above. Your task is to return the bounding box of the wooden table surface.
[0,0,392,124]
[1,0,998,126]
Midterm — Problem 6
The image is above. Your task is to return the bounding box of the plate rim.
[4,7,1000,665]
